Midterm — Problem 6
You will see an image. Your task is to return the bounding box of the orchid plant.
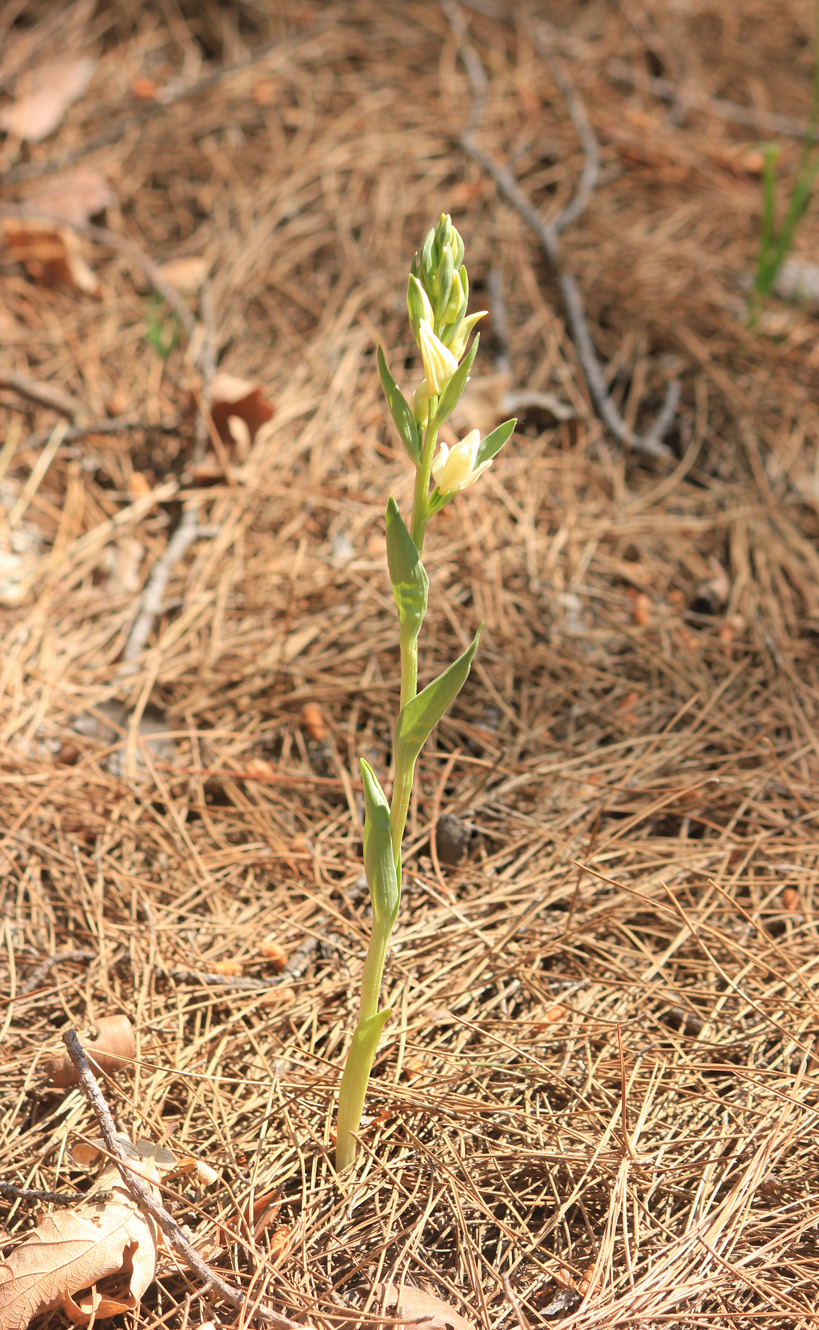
[335,216,516,1170]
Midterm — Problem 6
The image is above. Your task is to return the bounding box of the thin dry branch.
[62,1030,318,1330]
[0,368,83,420]
[444,1,680,458]
[121,507,203,666]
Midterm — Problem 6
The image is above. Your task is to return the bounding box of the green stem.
[411,415,437,552]
[336,397,439,1170]
[391,415,437,856]
[358,919,392,1022]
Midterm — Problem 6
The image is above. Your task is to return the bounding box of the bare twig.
[160,967,286,992]
[62,1029,317,1330]
[23,416,181,450]
[0,1179,94,1208]
[444,2,679,458]
[0,369,83,421]
[19,948,97,996]
[607,58,814,139]
[121,506,202,666]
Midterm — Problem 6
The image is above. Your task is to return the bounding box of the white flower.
[418,319,458,396]
[431,429,491,494]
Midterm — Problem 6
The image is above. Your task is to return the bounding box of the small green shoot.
[749,0,819,326]
[145,294,182,358]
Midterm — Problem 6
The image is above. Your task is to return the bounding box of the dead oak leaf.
[210,372,274,455]
[158,255,210,295]
[0,1163,159,1330]
[41,1015,136,1089]
[370,1281,477,1330]
[22,169,116,228]
[1,218,100,296]
[0,56,96,143]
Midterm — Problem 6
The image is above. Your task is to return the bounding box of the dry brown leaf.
[371,1281,477,1330]
[1,218,100,296]
[211,959,244,977]
[258,938,288,971]
[41,1015,135,1089]
[301,701,325,742]
[0,1160,159,1329]
[209,372,274,453]
[0,57,96,142]
[158,255,210,294]
[22,169,116,228]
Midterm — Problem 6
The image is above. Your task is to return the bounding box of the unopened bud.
[411,381,432,426]
[418,320,458,396]
[407,274,434,339]
[440,267,468,327]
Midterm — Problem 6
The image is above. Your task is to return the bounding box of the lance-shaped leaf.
[377,347,420,465]
[335,1008,392,1170]
[475,417,517,468]
[394,627,482,772]
[432,335,479,428]
[361,759,400,928]
[385,498,428,640]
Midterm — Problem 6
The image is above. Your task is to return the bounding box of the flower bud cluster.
[407,214,486,401]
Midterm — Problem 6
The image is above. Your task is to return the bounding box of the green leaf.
[394,627,482,770]
[475,418,517,468]
[377,347,420,465]
[432,335,479,428]
[361,759,400,929]
[336,1007,392,1170]
[385,498,428,639]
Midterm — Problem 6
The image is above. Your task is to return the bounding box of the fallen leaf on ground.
[370,1281,477,1330]
[211,959,244,977]
[158,255,210,294]
[70,1136,176,1173]
[41,1015,135,1088]
[301,701,325,742]
[0,56,96,142]
[21,169,116,228]
[1,218,100,296]
[209,372,274,454]
[0,1159,159,1329]
[258,938,288,970]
